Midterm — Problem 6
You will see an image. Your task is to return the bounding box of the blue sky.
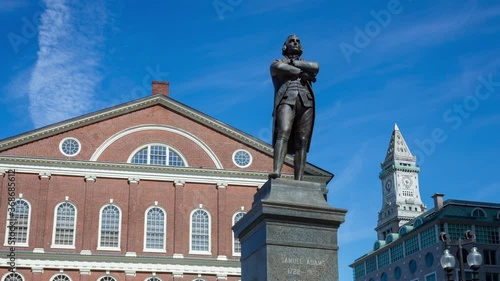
[1,0,500,279]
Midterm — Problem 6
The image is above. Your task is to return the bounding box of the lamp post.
[439,230,483,281]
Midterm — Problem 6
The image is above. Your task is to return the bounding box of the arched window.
[130,144,186,167]
[146,278,162,281]
[4,199,31,246]
[50,274,71,281]
[98,205,121,250]
[233,212,246,255]
[471,208,487,218]
[190,209,210,254]
[97,277,116,281]
[2,272,24,281]
[52,202,77,248]
[144,206,166,252]
[192,279,205,281]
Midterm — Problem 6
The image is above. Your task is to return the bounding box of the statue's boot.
[294,147,307,181]
[269,138,287,179]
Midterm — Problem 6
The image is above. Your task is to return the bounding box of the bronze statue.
[269,34,319,181]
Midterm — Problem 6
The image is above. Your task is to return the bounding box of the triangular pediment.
[0,95,332,179]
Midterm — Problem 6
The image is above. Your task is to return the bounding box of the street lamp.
[440,249,456,281]
[467,247,483,281]
[439,230,483,281]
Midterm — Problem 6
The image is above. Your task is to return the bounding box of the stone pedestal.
[233,178,347,281]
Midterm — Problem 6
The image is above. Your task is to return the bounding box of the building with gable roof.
[350,126,500,281]
[0,81,333,281]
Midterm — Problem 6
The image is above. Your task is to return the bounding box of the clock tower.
[375,124,427,240]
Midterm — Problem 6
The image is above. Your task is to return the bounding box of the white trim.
[97,204,122,251]
[471,207,487,217]
[49,273,73,281]
[1,271,25,281]
[0,162,271,187]
[4,199,31,247]
[128,143,188,167]
[51,201,77,249]
[232,149,252,168]
[59,137,81,157]
[189,208,212,255]
[0,257,242,276]
[97,275,117,281]
[144,277,164,281]
[424,271,437,281]
[143,205,167,253]
[90,125,223,169]
[232,212,246,256]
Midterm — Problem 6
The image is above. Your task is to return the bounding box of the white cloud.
[28,0,106,128]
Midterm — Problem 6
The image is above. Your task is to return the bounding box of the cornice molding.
[0,253,242,276]
[0,156,330,186]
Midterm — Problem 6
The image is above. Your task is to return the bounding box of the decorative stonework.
[38,172,51,179]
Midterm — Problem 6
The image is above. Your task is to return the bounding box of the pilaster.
[217,182,228,260]
[34,172,51,253]
[125,270,136,281]
[126,177,140,257]
[81,175,96,255]
[173,179,185,258]
[31,267,44,281]
[79,269,91,281]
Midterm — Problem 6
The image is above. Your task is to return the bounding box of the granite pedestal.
[233,178,347,281]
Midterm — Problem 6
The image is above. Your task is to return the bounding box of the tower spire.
[383,124,414,165]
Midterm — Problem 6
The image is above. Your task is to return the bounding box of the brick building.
[0,82,333,281]
[350,126,500,281]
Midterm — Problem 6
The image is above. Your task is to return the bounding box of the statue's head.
[282,34,303,57]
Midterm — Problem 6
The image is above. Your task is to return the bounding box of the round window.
[233,149,252,168]
[60,138,81,156]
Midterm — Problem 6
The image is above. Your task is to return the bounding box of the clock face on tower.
[402,176,413,188]
[385,179,393,192]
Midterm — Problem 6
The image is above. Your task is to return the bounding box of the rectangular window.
[476,225,500,245]
[425,272,436,281]
[420,227,437,249]
[365,257,377,274]
[354,263,365,280]
[391,243,404,262]
[484,249,498,265]
[405,235,419,256]
[486,272,499,281]
[447,224,470,241]
[377,250,390,269]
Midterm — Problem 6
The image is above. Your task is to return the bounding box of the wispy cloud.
[27,0,107,128]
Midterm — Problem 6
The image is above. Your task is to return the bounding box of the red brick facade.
[0,84,331,281]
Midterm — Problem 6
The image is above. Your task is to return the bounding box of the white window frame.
[59,137,81,157]
[4,199,31,247]
[189,208,211,255]
[1,271,25,281]
[424,272,437,281]
[232,211,246,256]
[97,276,117,281]
[97,204,122,251]
[145,277,163,281]
[50,273,72,281]
[232,149,252,168]
[128,143,188,167]
[51,201,77,249]
[143,206,167,253]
